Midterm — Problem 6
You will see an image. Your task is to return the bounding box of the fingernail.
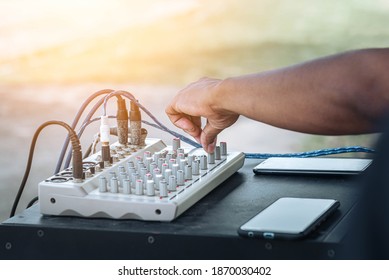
[175,118,188,130]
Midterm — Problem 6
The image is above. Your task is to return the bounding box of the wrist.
[212,77,235,113]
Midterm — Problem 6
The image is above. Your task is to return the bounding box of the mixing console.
[39,138,245,221]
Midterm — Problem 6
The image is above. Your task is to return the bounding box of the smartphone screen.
[238,197,340,240]
[253,157,372,175]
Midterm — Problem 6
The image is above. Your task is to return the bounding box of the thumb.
[201,122,222,153]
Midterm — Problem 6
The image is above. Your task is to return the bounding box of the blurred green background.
[2,0,389,85]
[0,0,388,220]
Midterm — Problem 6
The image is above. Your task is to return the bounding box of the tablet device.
[238,197,340,240]
[253,157,372,175]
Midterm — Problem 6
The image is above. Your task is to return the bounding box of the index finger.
[165,105,202,142]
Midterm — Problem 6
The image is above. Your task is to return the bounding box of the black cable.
[11,120,82,218]
[62,93,118,168]
[63,90,137,169]
[55,89,114,174]
[26,196,39,208]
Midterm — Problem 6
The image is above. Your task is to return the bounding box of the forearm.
[216,48,389,134]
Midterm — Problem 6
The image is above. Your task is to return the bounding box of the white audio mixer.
[39,138,245,221]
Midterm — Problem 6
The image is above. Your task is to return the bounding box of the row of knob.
[97,140,228,197]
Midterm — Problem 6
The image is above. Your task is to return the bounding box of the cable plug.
[117,98,128,145]
[129,100,141,145]
[100,115,111,165]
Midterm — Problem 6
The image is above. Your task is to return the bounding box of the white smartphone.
[253,157,372,175]
[238,197,340,240]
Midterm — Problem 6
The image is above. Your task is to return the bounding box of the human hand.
[165,77,239,153]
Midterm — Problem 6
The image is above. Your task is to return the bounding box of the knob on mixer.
[215,146,221,160]
[146,180,155,196]
[177,170,185,186]
[220,142,227,156]
[184,165,192,180]
[99,176,107,193]
[200,155,208,170]
[135,179,143,195]
[168,175,177,191]
[123,179,131,194]
[110,177,119,193]
[192,160,200,175]
[159,180,168,197]
[208,152,215,164]
[172,138,181,151]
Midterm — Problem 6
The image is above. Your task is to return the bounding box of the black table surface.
[0,159,362,260]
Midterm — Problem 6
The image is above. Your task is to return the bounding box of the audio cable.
[11,120,82,218]
[55,89,116,174]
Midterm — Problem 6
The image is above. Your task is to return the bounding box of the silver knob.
[164,168,172,180]
[135,179,143,195]
[168,158,176,169]
[119,171,128,187]
[157,158,165,170]
[109,171,117,181]
[123,179,131,194]
[131,172,140,187]
[99,176,107,193]
[143,151,152,161]
[137,161,145,172]
[177,170,185,186]
[144,173,152,182]
[140,167,148,179]
[153,151,161,163]
[144,157,153,171]
[200,155,208,170]
[159,179,168,197]
[146,180,155,196]
[172,163,179,177]
[166,151,175,162]
[187,155,195,166]
[172,138,181,151]
[118,165,126,173]
[154,174,163,190]
[208,152,215,164]
[185,165,192,180]
[161,163,168,177]
[110,177,118,193]
[149,162,157,174]
[153,168,161,181]
[220,141,227,156]
[179,159,187,171]
[192,160,200,175]
[215,146,221,160]
[127,161,135,168]
[127,166,136,177]
[168,175,177,191]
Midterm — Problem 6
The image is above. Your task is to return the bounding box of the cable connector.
[100,116,111,165]
[117,98,128,145]
[129,101,141,145]
[100,115,110,144]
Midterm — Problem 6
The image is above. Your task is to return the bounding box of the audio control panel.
[39,138,245,221]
